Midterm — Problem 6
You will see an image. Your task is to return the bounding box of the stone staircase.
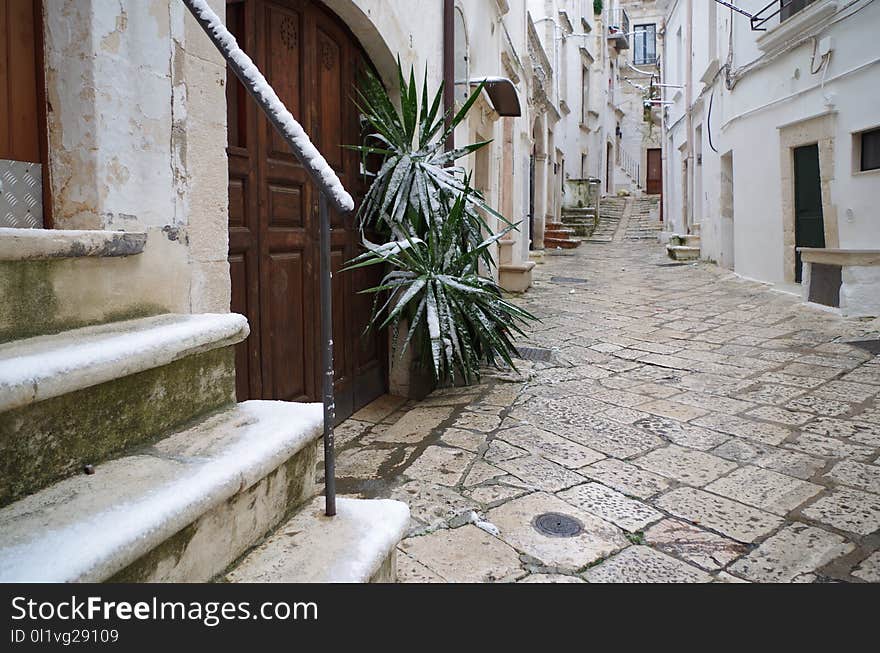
[544,220,581,249]
[560,208,597,238]
[626,196,663,241]
[0,227,409,583]
[666,232,702,261]
[584,196,628,243]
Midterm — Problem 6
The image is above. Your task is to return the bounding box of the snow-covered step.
[0,400,323,582]
[225,497,410,583]
[668,233,701,247]
[0,313,248,505]
[0,228,152,343]
[0,313,247,412]
[667,245,701,261]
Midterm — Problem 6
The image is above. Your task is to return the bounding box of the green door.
[793,144,825,283]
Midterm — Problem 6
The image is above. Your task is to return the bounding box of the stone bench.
[798,248,880,317]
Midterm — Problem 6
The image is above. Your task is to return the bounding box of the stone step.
[545,226,576,238]
[0,227,162,343]
[545,237,581,250]
[669,233,701,247]
[561,208,596,218]
[561,215,598,237]
[667,245,701,261]
[225,497,410,583]
[0,313,248,504]
[0,400,323,582]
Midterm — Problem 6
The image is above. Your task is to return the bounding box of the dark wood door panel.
[265,251,311,401]
[265,2,304,158]
[228,0,386,418]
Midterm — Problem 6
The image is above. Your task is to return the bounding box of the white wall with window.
[659,0,880,305]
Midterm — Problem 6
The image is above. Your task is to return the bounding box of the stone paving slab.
[398,525,523,583]
[655,487,784,543]
[644,519,747,571]
[705,466,823,516]
[557,482,663,532]
[633,445,738,487]
[582,546,713,583]
[487,492,628,571]
[729,523,854,583]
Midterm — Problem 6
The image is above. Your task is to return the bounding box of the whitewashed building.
[659,0,880,316]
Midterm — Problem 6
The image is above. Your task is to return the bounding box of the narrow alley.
[332,199,880,583]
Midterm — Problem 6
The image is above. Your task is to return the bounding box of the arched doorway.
[226,0,386,420]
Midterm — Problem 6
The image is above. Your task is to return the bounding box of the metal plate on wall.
[0,159,43,228]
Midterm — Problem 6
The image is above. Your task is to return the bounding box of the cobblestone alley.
[329,200,880,583]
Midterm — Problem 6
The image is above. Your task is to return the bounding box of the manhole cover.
[848,339,880,355]
[514,346,554,362]
[655,262,689,267]
[533,512,583,537]
[551,276,589,284]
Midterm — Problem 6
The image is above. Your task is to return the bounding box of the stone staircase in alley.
[544,220,581,249]
[666,230,702,261]
[626,196,663,241]
[560,206,597,239]
[0,228,409,583]
[585,196,628,243]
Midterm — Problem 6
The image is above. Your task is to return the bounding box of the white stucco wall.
[661,0,880,287]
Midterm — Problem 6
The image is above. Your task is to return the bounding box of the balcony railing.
[607,7,631,51]
[183,0,346,517]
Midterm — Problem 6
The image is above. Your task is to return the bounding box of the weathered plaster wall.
[42,0,230,313]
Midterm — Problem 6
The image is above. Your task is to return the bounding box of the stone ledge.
[0,228,147,261]
[0,400,324,582]
[798,248,880,267]
[225,497,410,583]
[0,313,249,412]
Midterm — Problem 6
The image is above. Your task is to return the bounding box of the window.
[633,24,656,65]
[781,0,817,22]
[581,66,590,124]
[857,128,880,172]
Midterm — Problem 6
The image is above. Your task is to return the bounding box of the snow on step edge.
[0,400,322,582]
[226,497,410,583]
[0,313,249,412]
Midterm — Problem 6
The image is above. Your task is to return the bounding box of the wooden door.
[0,0,50,226]
[227,0,386,419]
[793,144,825,283]
[646,148,662,195]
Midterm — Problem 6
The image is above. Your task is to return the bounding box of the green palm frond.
[345,183,536,384]
[350,61,514,268]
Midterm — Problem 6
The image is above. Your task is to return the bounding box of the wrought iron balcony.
[607,7,631,51]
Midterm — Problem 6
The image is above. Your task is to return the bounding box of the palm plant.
[347,60,537,385]
[350,61,510,266]
[346,183,534,385]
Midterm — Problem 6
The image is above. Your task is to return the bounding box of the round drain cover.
[533,512,583,538]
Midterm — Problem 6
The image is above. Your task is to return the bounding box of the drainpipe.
[685,0,694,233]
[443,0,455,152]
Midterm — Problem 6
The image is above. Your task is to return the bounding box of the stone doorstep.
[0,400,323,582]
[669,234,701,247]
[0,227,147,261]
[667,245,700,261]
[0,313,249,413]
[225,497,409,583]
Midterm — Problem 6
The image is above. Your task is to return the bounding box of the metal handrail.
[711,0,808,31]
[183,0,342,516]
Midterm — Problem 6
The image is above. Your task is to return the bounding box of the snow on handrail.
[182,0,354,214]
